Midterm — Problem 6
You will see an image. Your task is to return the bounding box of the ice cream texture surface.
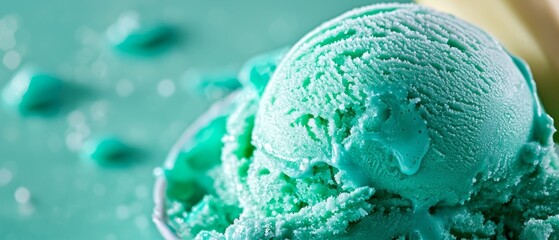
[163,3,558,239]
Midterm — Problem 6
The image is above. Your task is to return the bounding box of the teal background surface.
[0,1,409,239]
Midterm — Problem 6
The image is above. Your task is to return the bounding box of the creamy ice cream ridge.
[160,3,559,239]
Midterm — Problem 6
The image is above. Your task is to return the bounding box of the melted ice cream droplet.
[1,69,65,116]
[81,136,135,165]
[106,11,177,55]
[509,53,557,144]
[364,89,430,175]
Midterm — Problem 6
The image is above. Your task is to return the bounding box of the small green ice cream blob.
[81,136,134,166]
[106,12,177,56]
[2,69,64,116]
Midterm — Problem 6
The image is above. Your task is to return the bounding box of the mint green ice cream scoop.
[253,3,554,207]
[161,3,559,239]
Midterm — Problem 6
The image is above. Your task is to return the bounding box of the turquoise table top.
[0,1,410,239]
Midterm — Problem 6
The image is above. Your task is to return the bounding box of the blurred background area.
[0,0,557,239]
[0,0,408,239]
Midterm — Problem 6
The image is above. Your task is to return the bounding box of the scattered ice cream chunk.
[106,11,177,55]
[1,69,65,116]
[81,136,135,165]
